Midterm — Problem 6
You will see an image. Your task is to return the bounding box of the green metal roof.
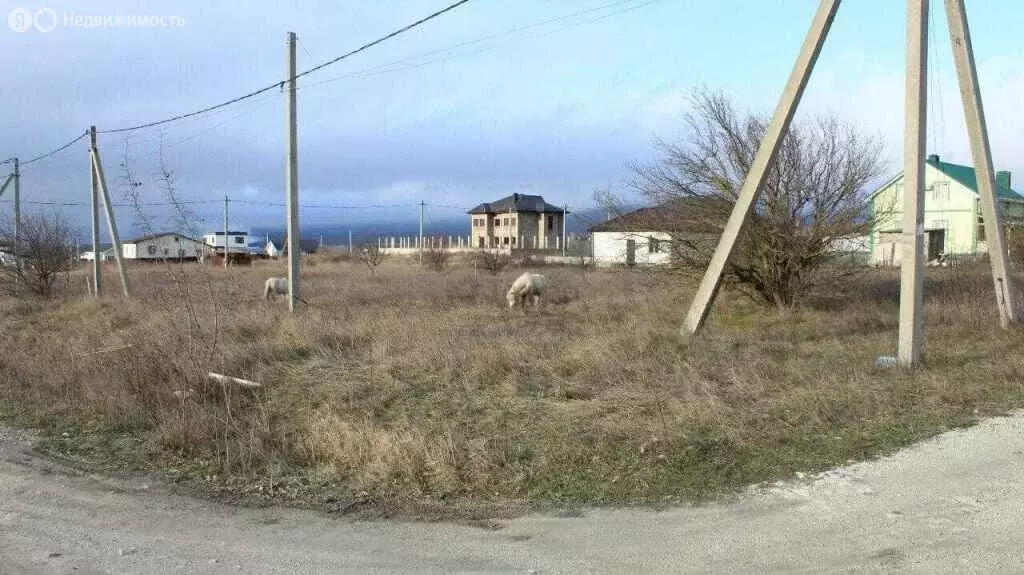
[927,155,1024,201]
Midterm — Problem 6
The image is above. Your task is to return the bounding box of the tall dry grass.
[1,257,1023,508]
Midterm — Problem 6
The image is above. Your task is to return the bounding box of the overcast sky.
[3,0,1024,237]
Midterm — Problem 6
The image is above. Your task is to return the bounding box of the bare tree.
[421,245,452,272]
[627,88,886,307]
[0,212,74,298]
[357,242,386,275]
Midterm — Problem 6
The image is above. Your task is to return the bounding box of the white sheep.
[264,277,288,300]
[506,272,548,310]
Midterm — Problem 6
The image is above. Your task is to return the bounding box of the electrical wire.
[98,0,473,135]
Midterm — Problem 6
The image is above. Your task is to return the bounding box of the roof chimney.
[997,170,1011,190]
[927,154,940,164]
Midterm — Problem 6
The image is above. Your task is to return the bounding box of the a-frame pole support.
[681,0,841,336]
[945,0,1018,327]
[90,126,131,299]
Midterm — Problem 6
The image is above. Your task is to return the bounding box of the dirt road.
[2,412,1023,574]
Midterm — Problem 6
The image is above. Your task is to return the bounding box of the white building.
[122,232,206,261]
[587,205,685,267]
[203,230,251,255]
[80,248,116,262]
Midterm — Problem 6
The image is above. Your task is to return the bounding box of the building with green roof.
[867,154,1024,265]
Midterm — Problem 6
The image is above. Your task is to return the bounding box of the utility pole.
[945,0,1018,327]
[419,200,424,263]
[348,229,353,254]
[285,31,301,312]
[12,157,20,276]
[681,0,839,335]
[90,132,101,297]
[319,233,324,251]
[562,203,568,257]
[89,126,130,298]
[223,194,229,269]
[898,0,928,367]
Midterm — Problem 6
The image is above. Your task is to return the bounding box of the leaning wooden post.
[682,0,840,336]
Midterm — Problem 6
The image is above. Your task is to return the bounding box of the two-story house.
[869,154,1024,265]
[468,193,566,249]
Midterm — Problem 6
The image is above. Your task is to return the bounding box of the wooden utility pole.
[945,0,1018,327]
[89,126,130,298]
[898,0,929,367]
[682,0,840,336]
[12,157,20,275]
[419,200,425,263]
[223,194,229,269]
[90,131,101,297]
[285,31,301,312]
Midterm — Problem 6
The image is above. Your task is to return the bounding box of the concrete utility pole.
[285,31,301,312]
[223,194,229,269]
[90,132,101,298]
[945,0,1018,327]
[419,200,425,263]
[348,229,353,254]
[898,0,929,367]
[682,0,840,336]
[90,126,130,298]
[12,157,20,275]
[319,233,324,251]
[562,204,568,257]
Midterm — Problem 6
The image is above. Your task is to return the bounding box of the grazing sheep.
[264,277,288,300]
[506,272,548,310]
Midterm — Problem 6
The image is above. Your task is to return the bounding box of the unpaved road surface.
[2,413,1024,574]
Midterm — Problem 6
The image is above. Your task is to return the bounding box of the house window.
[178,248,185,257]
[503,237,509,245]
[547,217,554,231]
[648,237,660,253]
[173,236,180,243]
[511,217,516,227]
[147,245,158,256]
[503,217,509,226]
[495,219,501,227]
[234,236,245,245]
[932,181,950,201]
[978,214,986,241]
[511,237,516,245]
[163,248,169,255]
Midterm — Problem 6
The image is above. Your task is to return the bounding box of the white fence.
[375,235,589,255]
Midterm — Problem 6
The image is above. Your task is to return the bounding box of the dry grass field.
[1,253,1023,514]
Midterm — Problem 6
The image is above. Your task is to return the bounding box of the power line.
[98,0,473,135]
[3,130,89,169]
[299,0,659,93]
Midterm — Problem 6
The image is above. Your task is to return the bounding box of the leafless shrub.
[0,212,74,298]
[625,87,886,308]
[357,242,386,275]
[421,246,452,272]
[468,250,509,275]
